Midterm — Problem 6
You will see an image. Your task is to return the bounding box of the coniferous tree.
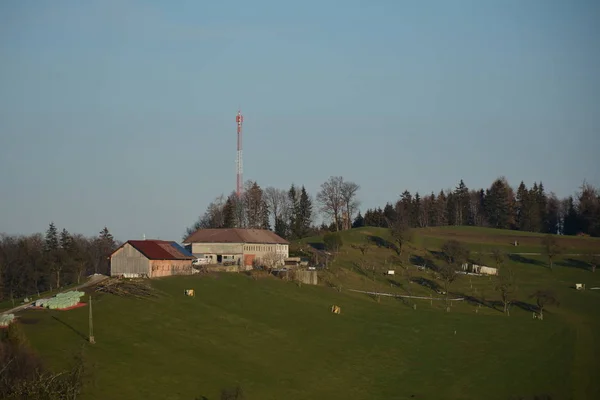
[436,190,448,226]
[516,181,529,231]
[223,197,236,228]
[44,222,59,253]
[352,212,365,228]
[288,185,299,238]
[562,196,580,235]
[427,193,437,226]
[413,192,424,227]
[382,203,396,228]
[296,186,313,237]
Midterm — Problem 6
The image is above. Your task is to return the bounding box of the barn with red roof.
[110,240,195,278]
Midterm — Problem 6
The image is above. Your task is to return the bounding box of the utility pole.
[89,295,95,344]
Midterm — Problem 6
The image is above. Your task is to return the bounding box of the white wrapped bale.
[0,314,15,327]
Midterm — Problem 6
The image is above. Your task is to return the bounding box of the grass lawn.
[16,227,600,400]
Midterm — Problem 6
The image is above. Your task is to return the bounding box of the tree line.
[356,178,600,237]
[185,176,362,240]
[0,223,118,304]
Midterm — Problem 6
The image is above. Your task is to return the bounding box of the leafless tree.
[264,187,290,229]
[317,176,345,231]
[541,235,561,270]
[340,181,360,230]
[439,240,469,310]
[586,253,598,273]
[243,181,269,229]
[494,267,517,315]
[490,248,506,270]
[530,290,559,320]
[260,251,285,271]
[388,217,411,257]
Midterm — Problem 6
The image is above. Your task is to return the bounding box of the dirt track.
[0,274,109,316]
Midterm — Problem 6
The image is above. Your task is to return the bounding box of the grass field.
[16,227,600,400]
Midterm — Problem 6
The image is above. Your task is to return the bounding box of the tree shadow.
[410,255,437,269]
[352,262,371,279]
[456,293,502,312]
[508,254,546,267]
[429,250,446,262]
[513,301,538,313]
[308,242,325,251]
[366,235,397,252]
[194,396,209,400]
[410,276,441,292]
[51,316,87,341]
[556,258,590,271]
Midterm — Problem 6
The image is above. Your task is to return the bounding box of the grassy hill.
[15,227,600,400]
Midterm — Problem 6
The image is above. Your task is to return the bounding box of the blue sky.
[1,0,599,242]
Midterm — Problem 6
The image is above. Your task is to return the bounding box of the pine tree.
[516,181,529,231]
[485,178,513,229]
[427,193,437,226]
[446,192,457,226]
[454,179,470,225]
[413,192,423,227]
[59,228,72,251]
[352,212,365,228]
[223,197,236,228]
[288,185,299,238]
[274,217,288,238]
[537,182,548,233]
[437,190,448,226]
[563,196,580,235]
[44,222,59,252]
[382,203,396,228]
[297,186,313,237]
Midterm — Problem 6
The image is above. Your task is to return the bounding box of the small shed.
[110,240,194,278]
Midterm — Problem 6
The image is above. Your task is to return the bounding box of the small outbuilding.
[110,240,194,278]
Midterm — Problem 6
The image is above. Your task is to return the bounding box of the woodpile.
[94,278,156,298]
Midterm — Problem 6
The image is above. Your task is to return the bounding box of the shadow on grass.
[509,254,546,267]
[410,277,441,292]
[366,235,398,253]
[512,301,538,313]
[556,258,590,271]
[307,242,325,251]
[455,292,502,312]
[410,255,437,269]
[51,316,87,341]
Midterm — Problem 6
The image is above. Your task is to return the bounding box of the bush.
[0,323,86,400]
[323,233,343,253]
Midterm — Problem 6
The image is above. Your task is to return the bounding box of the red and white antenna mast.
[236,109,244,198]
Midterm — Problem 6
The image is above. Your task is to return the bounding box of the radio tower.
[236,109,244,198]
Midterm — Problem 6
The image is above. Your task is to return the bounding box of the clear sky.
[1,0,599,242]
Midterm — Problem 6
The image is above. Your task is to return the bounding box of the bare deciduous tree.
[494,267,517,315]
[388,217,411,257]
[490,248,506,270]
[340,181,360,230]
[529,290,559,320]
[439,240,469,310]
[541,235,561,270]
[585,253,598,273]
[260,251,285,272]
[317,176,345,231]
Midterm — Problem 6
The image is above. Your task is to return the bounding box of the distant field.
[14,226,600,400]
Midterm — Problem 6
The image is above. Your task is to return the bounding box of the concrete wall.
[150,259,193,278]
[296,270,318,285]
[110,244,150,277]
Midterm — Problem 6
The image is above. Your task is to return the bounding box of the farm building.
[183,228,289,269]
[110,240,194,278]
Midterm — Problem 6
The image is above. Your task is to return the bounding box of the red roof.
[183,228,289,244]
[120,240,194,260]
